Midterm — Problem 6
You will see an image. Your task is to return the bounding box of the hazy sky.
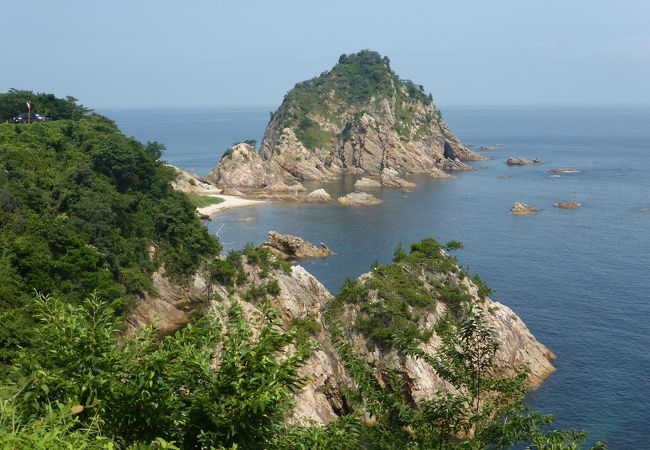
[4,0,650,108]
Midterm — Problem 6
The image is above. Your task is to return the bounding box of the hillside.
[0,110,219,365]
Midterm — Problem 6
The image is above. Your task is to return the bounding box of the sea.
[104,105,650,448]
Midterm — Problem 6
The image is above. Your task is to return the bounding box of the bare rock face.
[263,231,332,260]
[380,167,416,188]
[305,188,332,203]
[169,165,221,194]
[554,201,582,209]
[354,177,382,189]
[506,157,544,166]
[338,191,382,206]
[511,202,539,215]
[204,143,276,189]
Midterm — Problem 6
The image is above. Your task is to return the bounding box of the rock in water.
[354,177,382,189]
[511,202,539,215]
[305,189,332,203]
[258,50,482,182]
[338,192,382,206]
[263,231,332,259]
[554,201,582,209]
[506,157,544,166]
[549,167,578,174]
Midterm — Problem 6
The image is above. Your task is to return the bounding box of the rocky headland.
[198,51,481,201]
[127,237,555,426]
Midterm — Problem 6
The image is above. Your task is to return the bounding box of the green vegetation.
[333,238,472,348]
[0,94,219,368]
[0,88,93,122]
[2,294,311,449]
[272,50,440,149]
[185,193,225,209]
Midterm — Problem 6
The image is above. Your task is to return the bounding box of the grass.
[186,194,225,209]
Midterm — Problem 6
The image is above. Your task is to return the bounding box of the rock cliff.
[205,51,482,192]
[127,238,554,426]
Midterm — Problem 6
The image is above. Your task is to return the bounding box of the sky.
[3,0,650,109]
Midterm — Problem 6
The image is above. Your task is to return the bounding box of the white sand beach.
[197,195,264,216]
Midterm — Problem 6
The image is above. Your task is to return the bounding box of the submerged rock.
[304,189,332,203]
[263,231,332,260]
[511,202,539,215]
[506,157,543,166]
[549,167,578,174]
[338,192,382,206]
[554,201,581,209]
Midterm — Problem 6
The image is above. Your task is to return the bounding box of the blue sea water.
[105,106,650,448]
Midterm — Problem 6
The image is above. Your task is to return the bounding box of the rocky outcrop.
[263,231,332,260]
[338,192,382,206]
[127,241,554,426]
[549,167,578,174]
[479,145,503,151]
[203,143,304,193]
[169,165,222,194]
[305,189,332,203]
[354,177,382,189]
[511,202,539,215]
[379,168,416,188]
[206,51,482,192]
[554,201,581,209]
[506,157,543,166]
[353,168,417,189]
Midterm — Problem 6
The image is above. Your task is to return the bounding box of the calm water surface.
[106,106,650,448]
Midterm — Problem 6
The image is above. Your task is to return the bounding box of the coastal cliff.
[127,239,554,426]
[206,50,482,192]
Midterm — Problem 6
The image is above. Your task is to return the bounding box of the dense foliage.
[0,89,94,122]
[271,50,440,149]
[2,294,311,449]
[0,110,219,367]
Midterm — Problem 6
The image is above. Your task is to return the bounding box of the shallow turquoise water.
[107,106,650,447]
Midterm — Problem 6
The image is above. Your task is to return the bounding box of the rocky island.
[203,50,482,197]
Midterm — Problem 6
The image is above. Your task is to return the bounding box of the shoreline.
[197,194,265,216]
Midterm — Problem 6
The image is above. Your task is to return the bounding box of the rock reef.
[263,231,332,260]
[511,202,539,215]
[506,157,543,166]
[338,191,382,206]
[554,201,581,209]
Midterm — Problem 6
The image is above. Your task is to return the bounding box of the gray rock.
[263,231,332,260]
[305,189,332,203]
[511,202,539,215]
[337,192,382,206]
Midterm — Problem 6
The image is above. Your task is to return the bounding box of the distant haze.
[4,0,650,108]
